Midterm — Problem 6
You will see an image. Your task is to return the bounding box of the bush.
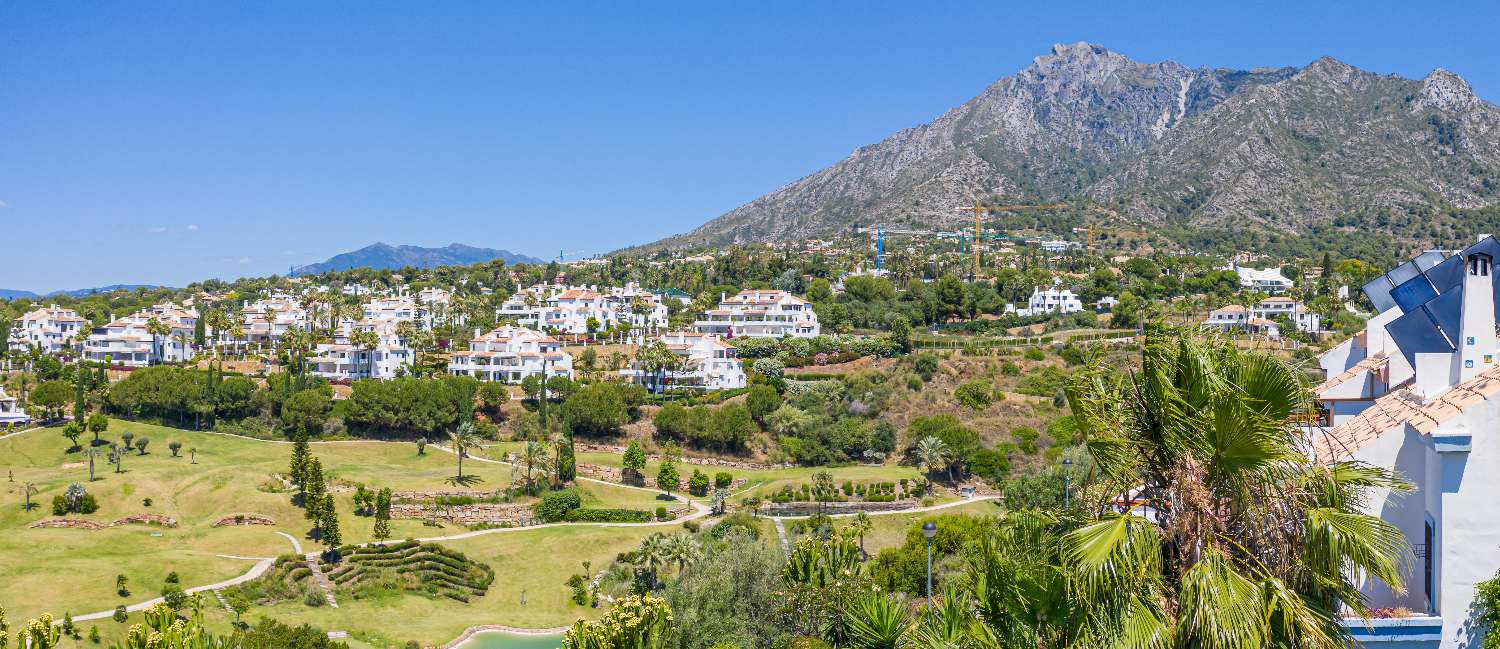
[303,588,327,607]
[1023,348,1046,361]
[688,469,710,496]
[709,511,762,540]
[905,375,923,391]
[745,384,781,422]
[655,506,669,520]
[968,448,1010,484]
[52,495,68,516]
[1001,361,1021,376]
[954,379,993,410]
[532,489,583,523]
[913,354,940,380]
[1011,426,1041,454]
[561,383,631,436]
[563,508,651,523]
[714,472,733,488]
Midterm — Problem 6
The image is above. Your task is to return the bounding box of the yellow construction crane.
[954,200,1067,277]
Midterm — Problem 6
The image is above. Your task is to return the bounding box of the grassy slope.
[0,420,671,641]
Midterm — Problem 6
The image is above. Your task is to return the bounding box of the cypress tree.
[319,493,342,549]
[288,431,311,501]
[372,488,391,543]
[303,457,326,523]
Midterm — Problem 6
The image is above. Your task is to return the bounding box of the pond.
[458,631,564,649]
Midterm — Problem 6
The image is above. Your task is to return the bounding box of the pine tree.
[372,488,391,543]
[656,458,680,495]
[319,493,342,549]
[303,458,326,523]
[288,431,311,502]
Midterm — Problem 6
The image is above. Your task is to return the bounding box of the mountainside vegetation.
[647,43,1500,257]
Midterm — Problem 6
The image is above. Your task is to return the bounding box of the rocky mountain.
[649,43,1500,249]
[291,243,542,276]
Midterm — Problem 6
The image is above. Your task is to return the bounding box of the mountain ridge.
[290,243,543,276]
[641,43,1500,251]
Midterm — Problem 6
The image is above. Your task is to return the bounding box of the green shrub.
[905,375,923,391]
[954,379,993,410]
[562,508,651,523]
[688,469,710,496]
[714,471,733,488]
[1000,361,1021,376]
[913,354,940,380]
[532,489,582,523]
[1023,348,1046,361]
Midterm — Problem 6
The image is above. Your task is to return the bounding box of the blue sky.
[4,1,1499,292]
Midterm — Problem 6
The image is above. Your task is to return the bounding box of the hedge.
[563,508,651,523]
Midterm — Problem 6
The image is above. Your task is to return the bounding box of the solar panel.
[1388,261,1423,287]
[1391,274,1439,312]
[1386,306,1456,369]
[1363,276,1398,313]
[1426,288,1464,347]
[1414,250,1447,271]
[1425,255,1464,294]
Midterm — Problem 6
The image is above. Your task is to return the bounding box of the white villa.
[0,387,29,427]
[1202,297,1322,338]
[1233,264,1294,294]
[363,296,431,328]
[693,289,819,339]
[621,331,745,391]
[1009,285,1084,317]
[83,303,198,367]
[449,326,573,383]
[1310,237,1500,647]
[8,305,88,354]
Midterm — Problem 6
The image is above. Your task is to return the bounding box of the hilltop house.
[1233,264,1294,294]
[83,303,198,366]
[693,289,819,339]
[1310,236,1500,647]
[8,305,88,355]
[620,331,745,391]
[448,326,573,383]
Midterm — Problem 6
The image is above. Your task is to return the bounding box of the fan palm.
[638,533,671,589]
[664,533,701,575]
[948,329,1410,649]
[447,422,481,479]
[913,436,950,480]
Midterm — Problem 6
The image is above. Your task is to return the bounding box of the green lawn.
[0,420,961,648]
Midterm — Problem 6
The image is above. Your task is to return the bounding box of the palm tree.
[144,318,171,365]
[522,439,547,493]
[664,533,701,576]
[914,436,950,481]
[851,511,872,560]
[21,482,38,510]
[447,422,480,479]
[349,330,380,379]
[638,533,670,589]
[84,447,100,481]
[944,329,1411,649]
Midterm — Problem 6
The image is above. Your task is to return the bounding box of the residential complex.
[307,319,415,381]
[449,325,574,383]
[1233,264,1294,294]
[692,289,819,339]
[7,305,87,355]
[1311,237,1500,647]
[82,303,199,367]
[497,283,669,335]
[1007,285,1084,317]
[620,331,745,391]
[1201,297,1322,338]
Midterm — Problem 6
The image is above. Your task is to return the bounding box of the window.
[1424,519,1435,613]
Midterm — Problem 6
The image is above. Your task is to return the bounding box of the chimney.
[1454,250,1497,383]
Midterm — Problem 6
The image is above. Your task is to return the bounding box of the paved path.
[67,531,302,624]
[761,495,999,520]
[773,518,790,556]
[304,557,340,608]
[275,530,304,555]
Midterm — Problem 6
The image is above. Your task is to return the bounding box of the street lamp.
[1062,458,1073,509]
[922,521,937,610]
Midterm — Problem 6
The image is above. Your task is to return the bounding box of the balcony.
[1341,615,1441,648]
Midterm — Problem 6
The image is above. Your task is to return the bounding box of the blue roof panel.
[1386,306,1455,369]
[1363,276,1398,313]
[1425,255,1464,294]
[1391,274,1439,313]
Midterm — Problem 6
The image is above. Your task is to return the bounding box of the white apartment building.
[1201,297,1322,338]
[621,331,745,391]
[363,296,431,328]
[1233,264,1294,294]
[83,303,199,366]
[0,387,29,426]
[1310,238,1500,647]
[8,305,88,354]
[693,289,819,339]
[1009,285,1084,317]
[237,297,308,348]
[449,325,573,383]
[307,318,415,381]
[496,283,669,336]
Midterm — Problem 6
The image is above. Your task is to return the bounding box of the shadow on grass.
[446,474,485,487]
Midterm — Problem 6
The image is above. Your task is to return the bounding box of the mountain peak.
[290,243,543,276]
[1298,55,1359,80]
[1419,68,1479,112]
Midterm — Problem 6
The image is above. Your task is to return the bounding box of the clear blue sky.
[4,1,1498,292]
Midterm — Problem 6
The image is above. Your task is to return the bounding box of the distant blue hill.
[290,242,543,276]
[0,284,163,301]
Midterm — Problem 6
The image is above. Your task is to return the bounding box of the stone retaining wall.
[576,443,791,470]
[29,518,105,530]
[213,513,276,527]
[113,513,179,527]
[391,489,501,502]
[390,502,534,526]
[759,500,919,516]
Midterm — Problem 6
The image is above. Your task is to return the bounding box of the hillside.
[646,43,1500,250]
[290,242,543,276]
[0,285,163,301]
